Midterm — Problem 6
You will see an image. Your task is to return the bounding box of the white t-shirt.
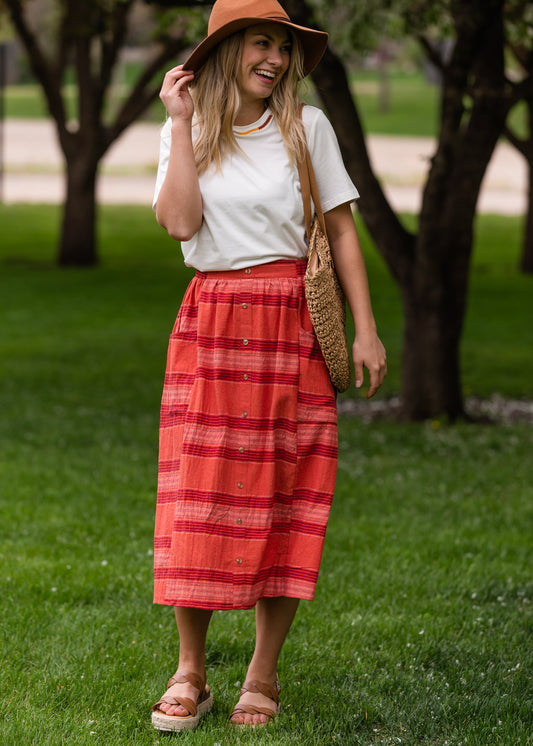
[153,104,359,272]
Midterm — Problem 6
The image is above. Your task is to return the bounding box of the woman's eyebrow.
[250,31,291,44]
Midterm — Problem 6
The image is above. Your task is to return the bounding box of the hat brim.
[183,18,328,78]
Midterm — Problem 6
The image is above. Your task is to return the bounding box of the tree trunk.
[399,223,472,420]
[521,165,533,273]
[401,293,464,421]
[59,151,98,267]
[508,93,533,274]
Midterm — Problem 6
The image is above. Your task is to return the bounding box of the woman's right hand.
[159,65,195,122]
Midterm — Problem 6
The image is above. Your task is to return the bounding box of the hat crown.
[208,0,289,34]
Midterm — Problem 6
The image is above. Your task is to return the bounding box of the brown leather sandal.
[151,671,213,731]
[230,676,281,726]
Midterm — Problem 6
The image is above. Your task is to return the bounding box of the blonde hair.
[190,28,307,175]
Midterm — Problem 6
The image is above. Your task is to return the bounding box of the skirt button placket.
[234,275,253,577]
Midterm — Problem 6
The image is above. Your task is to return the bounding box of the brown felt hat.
[183,0,328,77]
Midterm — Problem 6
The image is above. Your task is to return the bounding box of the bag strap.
[297,148,313,241]
[296,106,327,242]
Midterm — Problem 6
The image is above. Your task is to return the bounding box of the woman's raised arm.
[155,66,203,241]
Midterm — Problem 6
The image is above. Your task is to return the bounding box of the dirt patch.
[338,394,533,425]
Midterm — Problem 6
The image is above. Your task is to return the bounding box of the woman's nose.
[267,48,283,66]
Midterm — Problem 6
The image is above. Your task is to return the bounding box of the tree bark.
[401,288,464,421]
[514,101,533,274]
[503,117,533,274]
[59,149,99,266]
[522,164,533,273]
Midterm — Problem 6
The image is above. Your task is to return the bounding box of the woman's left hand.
[352,331,387,398]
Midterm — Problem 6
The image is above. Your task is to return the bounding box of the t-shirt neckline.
[233,108,273,137]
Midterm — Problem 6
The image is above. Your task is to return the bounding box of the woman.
[151,0,387,732]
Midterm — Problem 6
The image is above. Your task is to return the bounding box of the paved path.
[2,118,527,214]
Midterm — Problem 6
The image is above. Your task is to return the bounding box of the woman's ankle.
[244,662,278,684]
[175,657,206,679]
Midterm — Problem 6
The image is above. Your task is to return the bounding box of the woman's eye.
[254,39,291,54]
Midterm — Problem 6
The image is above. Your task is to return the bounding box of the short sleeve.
[152,118,172,210]
[302,106,359,213]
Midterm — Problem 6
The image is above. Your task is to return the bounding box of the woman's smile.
[253,68,277,84]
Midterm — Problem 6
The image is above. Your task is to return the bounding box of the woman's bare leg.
[231,596,300,726]
[157,607,213,717]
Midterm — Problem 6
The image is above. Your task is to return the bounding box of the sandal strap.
[151,671,207,717]
[240,677,280,705]
[167,671,205,692]
[231,703,278,720]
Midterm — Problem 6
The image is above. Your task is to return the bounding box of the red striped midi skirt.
[153,259,338,610]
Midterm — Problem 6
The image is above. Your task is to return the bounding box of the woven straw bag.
[297,143,351,393]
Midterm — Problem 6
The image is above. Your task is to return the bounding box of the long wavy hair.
[190,28,307,175]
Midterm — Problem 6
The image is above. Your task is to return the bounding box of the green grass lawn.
[349,70,440,138]
[1,206,532,745]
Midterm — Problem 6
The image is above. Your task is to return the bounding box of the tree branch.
[508,72,533,106]
[3,0,67,129]
[98,0,136,98]
[508,41,532,73]
[56,2,73,96]
[417,34,445,73]
[504,124,528,155]
[437,1,510,245]
[418,0,493,238]
[104,32,189,150]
